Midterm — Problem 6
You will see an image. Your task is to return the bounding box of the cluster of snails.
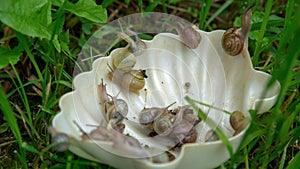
[107,30,147,95]
[97,79,128,133]
[222,3,254,56]
[139,103,201,147]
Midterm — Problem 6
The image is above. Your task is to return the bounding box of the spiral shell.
[139,108,164,125]
[230,111,249,135]
[121,69,147,94]
[48,126,69,152]
[104,98,128,122]
[107,68,147,95]
[111,49,136,71]
[221,27,244,56]
[153,113,174,136]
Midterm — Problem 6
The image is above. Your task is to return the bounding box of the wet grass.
[0,0,299,168]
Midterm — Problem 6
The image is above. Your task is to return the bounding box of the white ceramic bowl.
[52,30,280,169]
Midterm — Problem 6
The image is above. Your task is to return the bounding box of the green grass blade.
[0,85,28,168]
[252,0,274,66]
[199,0,212,30]
[204,0,233,29]
[185,96,234,158]
[0,85,22,145]
[279,139,291,169]
[15,31,44,81]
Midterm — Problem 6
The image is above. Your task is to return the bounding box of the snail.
[97,80,128,123]
[73,120,114,141]
[174,105,201,125]
[104,97,128,123]
[107,67,148,95]
[230,111,249,135]
[168,22,201,49]
[125,29,147,55]
[107,30,148,95]
[221,3,254,56]
[139,102,176,127]
[111,30,146,71]
[153,113,175,136]
[111,32,137,71]
[48,126,70,152]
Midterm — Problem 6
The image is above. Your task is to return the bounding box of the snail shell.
[153,113,174,136]
[222,4,253,56]
[230,111,248,135]
[139,108,165,125]
[105,98,128,122]
[139,102,176,126]
[107,68,147,95]
[48,126,69,152]
[120,69,147,94]
[221,27,244,56]
[111,49,136,71]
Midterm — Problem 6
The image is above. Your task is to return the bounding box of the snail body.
[172,22,201,49]
[179,24,201,49]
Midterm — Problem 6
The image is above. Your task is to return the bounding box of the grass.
[0,0,300,168]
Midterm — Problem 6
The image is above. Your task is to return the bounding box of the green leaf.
[0,45,22,69]
[63,0,107,23]
[0,0,52,39]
